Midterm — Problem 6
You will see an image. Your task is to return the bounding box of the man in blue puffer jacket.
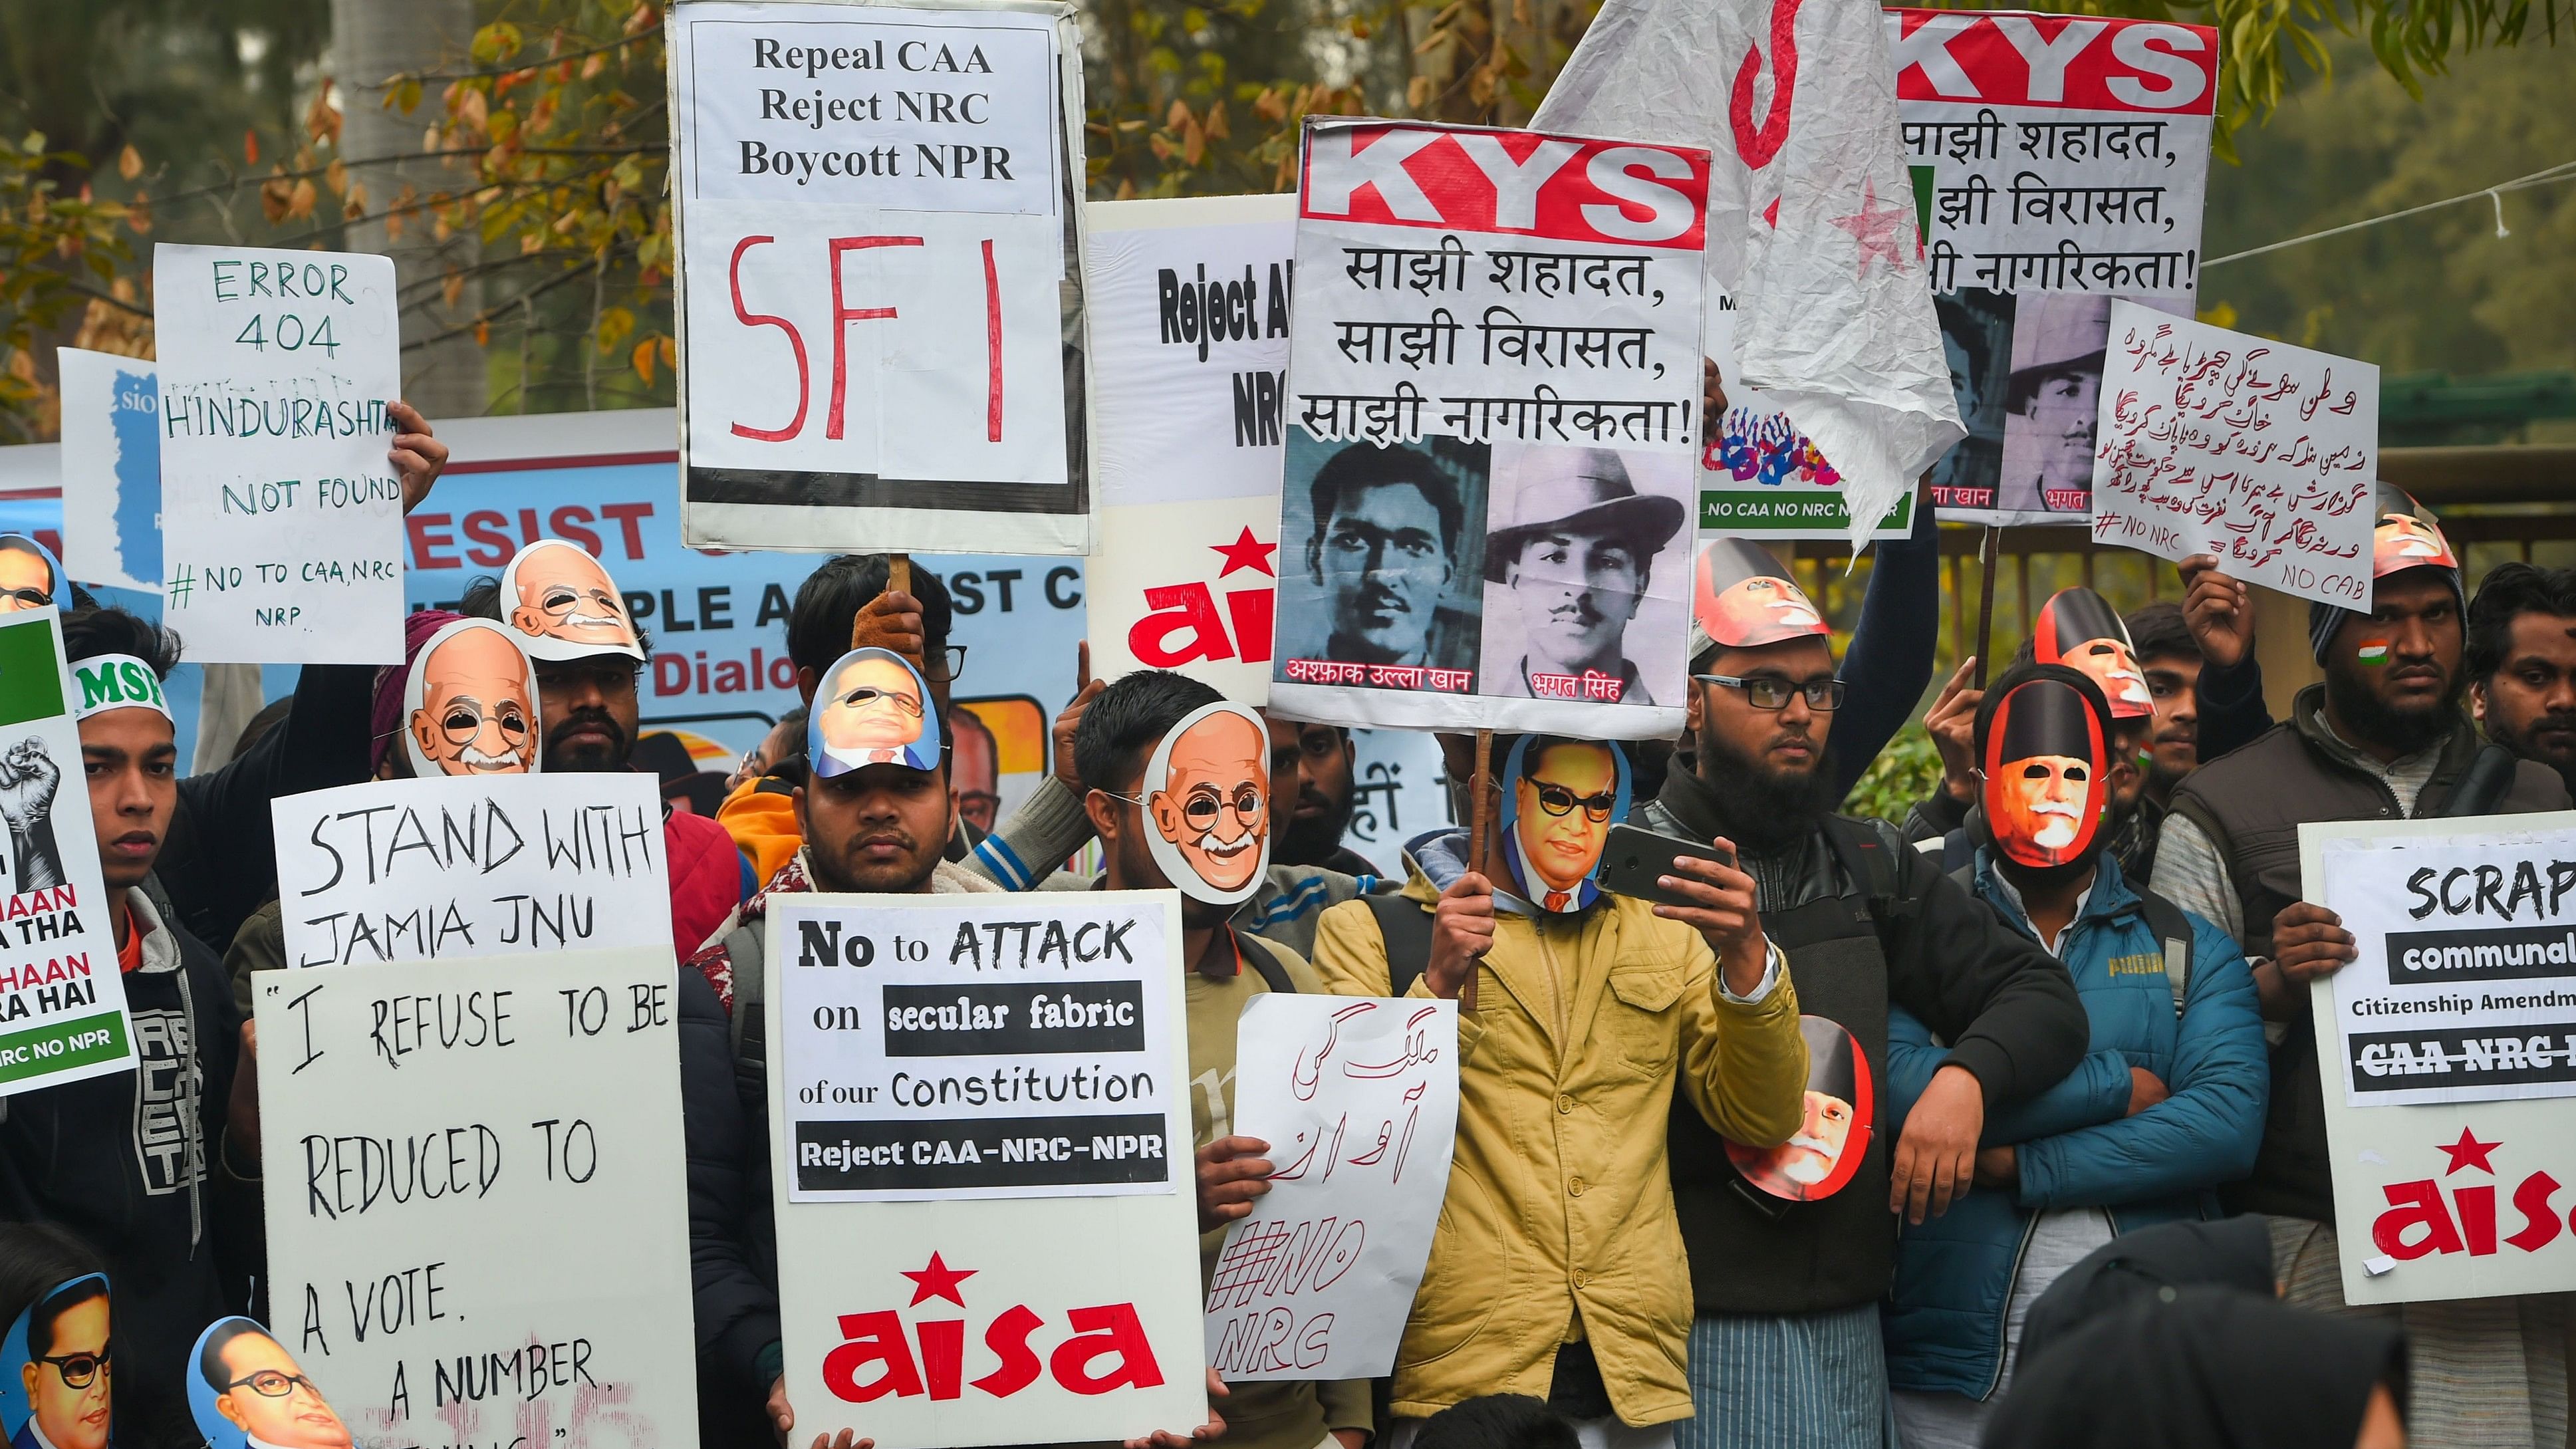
[1878,663,2267,1449]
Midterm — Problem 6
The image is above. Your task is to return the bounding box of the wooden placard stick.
[1971,525,2000,691]
[1460,727,1493,1013]
[854,553,926,672]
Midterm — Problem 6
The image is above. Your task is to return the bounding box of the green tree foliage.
[2200,35,2576,381]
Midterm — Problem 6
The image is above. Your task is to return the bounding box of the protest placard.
[1086,194,1295,700]
[668,0,1091,557]
[2089,304,2377,609]
[270,773,671,968]
[1697,298,1912,541]
[1888,9,2218,526]
[151,243,402,662]
[54,348,161,596]
[2303,817,2576,1305]
[1267,118,1706,737]
[252,946,698,1444]
[765,891,1206,1445]
[1204,993,1458,1381]
[0,610,133,1097]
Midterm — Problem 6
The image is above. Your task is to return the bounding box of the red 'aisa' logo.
[2371,1129,2571,1262]
[823,1253,1166,1403]
[1128,528,1276,670]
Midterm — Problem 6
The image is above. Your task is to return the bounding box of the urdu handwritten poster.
[1205,993,1460,1381]
[2089,303,2377,609]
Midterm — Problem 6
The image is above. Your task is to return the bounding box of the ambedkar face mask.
[1500,733,1630,912]
[1,1274,110,1449]
[1142,701,1270,906]
[1982,674,2110,868]
[2033,587,2150,720]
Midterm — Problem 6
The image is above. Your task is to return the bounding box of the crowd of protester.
[1,398,2572,1449]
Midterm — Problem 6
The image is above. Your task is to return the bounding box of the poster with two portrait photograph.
[1890,9,2217,526]
[1268,118,1706,738]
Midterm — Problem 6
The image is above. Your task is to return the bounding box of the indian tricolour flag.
[2358,641,2391,666]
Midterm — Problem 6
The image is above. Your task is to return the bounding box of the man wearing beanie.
[2150,486,2573,1445]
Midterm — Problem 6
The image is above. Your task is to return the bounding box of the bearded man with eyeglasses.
[1634,538,2086,1449]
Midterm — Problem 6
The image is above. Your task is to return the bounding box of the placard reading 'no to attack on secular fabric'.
[253,947,698,1446]
[764,892,1208,1449]
[269,774,672,968]
[152,243,403,663]
[770,891,1184,1202]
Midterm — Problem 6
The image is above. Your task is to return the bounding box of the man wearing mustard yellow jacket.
[1302,732,1809,1444]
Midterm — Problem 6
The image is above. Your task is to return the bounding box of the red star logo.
[2436,1128,2500,1175]
[1210,527,1277,579]
[1828,178,1912,280]
[900,1252,976,1307]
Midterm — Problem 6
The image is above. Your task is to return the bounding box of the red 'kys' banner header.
[1888,10,2220,118]
[1299,120,1712,251]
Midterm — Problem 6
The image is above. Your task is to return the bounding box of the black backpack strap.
[1363,893,1436,997]
[1235,930,1298,994]
[2131,885,2195,1016]
[1821,815,1906,932]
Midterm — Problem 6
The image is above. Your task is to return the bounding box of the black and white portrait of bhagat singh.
[1478,443,1690,705]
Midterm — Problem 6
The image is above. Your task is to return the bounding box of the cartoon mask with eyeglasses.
[1142,701,1271,906]
[189,1316,352,1449]
[0,535,64,616]
[498,539,644,662]
[809,646,943,777]
[2,1274,111,1449]
[1500,732,1631,913]
[402,618,543,778]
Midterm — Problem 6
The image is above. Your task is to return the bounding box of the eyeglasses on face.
[1180,784,1264,827]
[537,586,623,619]
[1531,781,1616,822]
[439,699,533,745]
[0,587,51,610]
[836,685,924,718]
[1693,672,1845,712]
[225,1369,321,1399]
[931,645,967,682]
[36,1347,109,1388]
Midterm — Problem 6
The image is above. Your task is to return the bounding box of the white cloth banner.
[669,0,1091,556]
[55,348,162,595]
[1894,9,2219,527]
[269,774,672,967]
[2089,303,2377,609]
[2305,818,2576,1306]
[1268,118,1706,737]
[151,243,402,662]
[253,948,697,1445]
[765,892,1208,1446]
[1535,0,1964,551]
[1086,194,1296,700]
[1205,993,1460,1381]
[0,610,134,1097]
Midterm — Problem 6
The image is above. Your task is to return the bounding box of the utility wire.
[2204,160,2576,267]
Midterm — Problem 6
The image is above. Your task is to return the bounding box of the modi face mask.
[404,618,543,777]
[499,539,644,662]
[810,647,942,778]
[1980,672,2110,869]
[1690,537,1829,653]
[1499,733,1630,913]
[2032,587,2151,720]
[1142,701,1270,906]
